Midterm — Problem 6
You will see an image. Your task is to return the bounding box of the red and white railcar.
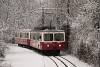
[15,29,31,46]
[15,29,65,55]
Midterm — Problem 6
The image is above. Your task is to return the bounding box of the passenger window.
[44,34,53,41]
[25,33,29,38]
[39,36,42,41]
[20,33,22,38]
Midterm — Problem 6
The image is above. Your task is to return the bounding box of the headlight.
[59,44,61,47]
[47,45,49,47]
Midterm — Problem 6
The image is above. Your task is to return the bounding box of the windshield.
[54,33,64,41]
[44,34,53,41]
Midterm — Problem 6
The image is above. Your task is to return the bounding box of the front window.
[54,33,64,41]
[44,34,53,41]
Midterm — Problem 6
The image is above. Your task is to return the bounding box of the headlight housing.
[59,44,61,47]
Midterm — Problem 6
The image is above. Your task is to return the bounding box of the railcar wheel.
[40,50,60,55]
[18,44,24,47]
[18,44,21,47]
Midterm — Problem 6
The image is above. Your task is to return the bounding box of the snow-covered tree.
[64,0,100,67]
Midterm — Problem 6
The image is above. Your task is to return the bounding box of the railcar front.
[40,30,65,55]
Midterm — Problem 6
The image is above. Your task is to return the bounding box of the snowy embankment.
[4,45,44,67]
[4,44,92,67]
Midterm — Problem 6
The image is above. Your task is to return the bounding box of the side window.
[27,33,29,38]
[33,34,35,40]
[22,33,24,38]
[15,33,19,37]
[17,33,19,37]
[39,36,41,40]
[20,33,22,38]
[30,33,35,39]
[25,33,29,38]
[36,33,42,41]
[30,33,33,39]
[15,33,17,37]
[34,33,38,40]
[20,33,25,38]
[30,33,42,41]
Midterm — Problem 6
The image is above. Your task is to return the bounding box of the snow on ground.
[4,44,92,67]
[5,45,44,67]
[62,55,92,67]
[60,51,92,67]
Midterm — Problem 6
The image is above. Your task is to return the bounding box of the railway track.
[47,56,76,67]
[59,56,76,67]
[48,57,59,67]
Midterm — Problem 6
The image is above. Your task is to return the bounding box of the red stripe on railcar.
[40,42,65,50]
[30,40,39,48]
[30,40,34,47]
[15,38,30,46]
[27,39,30,46]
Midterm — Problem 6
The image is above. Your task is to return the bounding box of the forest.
[0,0,100,67]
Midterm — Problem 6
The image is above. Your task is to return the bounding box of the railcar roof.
[16,29,65,33]
[31,30,65,32]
